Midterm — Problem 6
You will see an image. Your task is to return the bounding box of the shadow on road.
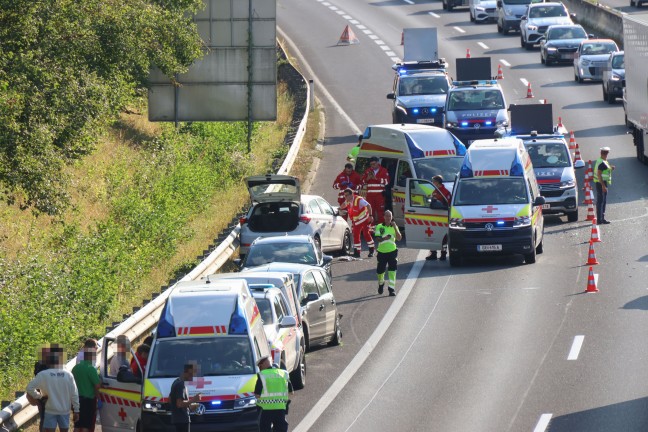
[622,295,648,310]
[548,396,648,431]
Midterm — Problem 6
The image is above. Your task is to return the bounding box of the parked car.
[236,235,333,278]
[520,2,575,50]
[470,0,497,22]
[574,39,619,82]
[250,285,305,389]
[239,174,352,257]
[539,24,589,65]
[602,51,625,103]
[244,262,342,351]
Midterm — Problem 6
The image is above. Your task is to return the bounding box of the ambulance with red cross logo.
[355,124,466,228]
[99,278,270,432]
[447,138,545,265]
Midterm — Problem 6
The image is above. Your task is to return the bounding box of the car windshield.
[548,27,586,40]
[398,75,449,96]
[148,337,254,378]
[412,157,463,183]
[611,54,624,69]
[454,178,528,205]
[447,89,505,110]
[529,5,567,18]
[246,242,317,267]
[255,298,274,324]
[525,143,570,168]
[581,42,618,55]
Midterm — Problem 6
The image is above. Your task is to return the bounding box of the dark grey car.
[602,51,624,104]
[539,24,589,65]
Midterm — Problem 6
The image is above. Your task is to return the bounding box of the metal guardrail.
[0,40,310,432]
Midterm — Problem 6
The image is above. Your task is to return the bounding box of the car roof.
[245,262,324,275]
[400,69,448,77]
[580,38,616,44]
[529,2,565,7]
[251,234,313,245]
[523,137,568,144]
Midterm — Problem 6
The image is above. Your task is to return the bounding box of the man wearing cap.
[254,357,291,432]
[593,147,615,224]
[361,156,390,224]
[332,162,362,219]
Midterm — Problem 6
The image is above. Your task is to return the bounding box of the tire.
[448,251,462,267]
[448,3,454,11]
[340,229,352,256]
[608,93,616,104]
[536,238,544,254]
[524,239,537,264]
[602,84,608,102]
[328,315,342,346]
[525,40,534,51]
[567,210,578,222]
[289,346,306,390]
[540,53,545,64]
[303,324,311,352]
[470,11,475,21]
[314,235,321,252]
[497,22,504,33]
[442,0,448,10]
[520,36,526,48]
[636,130,646,164]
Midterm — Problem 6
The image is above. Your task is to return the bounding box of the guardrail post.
[309,80,314,112]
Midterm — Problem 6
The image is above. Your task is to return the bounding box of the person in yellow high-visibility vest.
[254,356,291,432]
[593,147,615,224]
[374,210,402,296]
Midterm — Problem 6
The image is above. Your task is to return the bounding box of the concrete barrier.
[562,0,624,47]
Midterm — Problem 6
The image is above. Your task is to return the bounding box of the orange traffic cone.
[574,142,583,162]
[337,25,360,45]
[591,219,602,243]
[583,183,592,205]
[526,82,534,98]
[586,240,599,265]
[466,48,471,58]
[400,31,404,46]
[558,117,564,129]
[497,64,504,80]
[569,131,576,150]
[585,266,599,292]
[586,199,595,221]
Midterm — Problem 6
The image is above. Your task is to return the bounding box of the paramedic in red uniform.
[426,175,452,261]
[341,188,375,258]
[362,156,390,224]
[332,163,362,219]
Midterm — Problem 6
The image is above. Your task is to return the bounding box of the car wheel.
[314,235,322,252]
[536,238,544,254]
[567,210,578,222]
[524,240,537,264]
[340,229,353,256]
[328,315,342,346]
[442,0,447,10]
[289,346,306,390]
[448,252,462,267]
[447,3,454,11]
[608,93,616,104]
[497,22,503,33]
[540,52,545,64]
[303,325,311,352]
[520,35,526,48]
[602,84,608,101]
[525,40,534,51]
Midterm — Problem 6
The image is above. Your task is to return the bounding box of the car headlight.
[513,216,531,227]
[505,7,514,15]
[546,47,557,52]
[446,121,457,128]
[528,25,538,31]
[475,6,485,10]
[580,59,591,66]
[496,120,509,127]
[395,102,408,115]
[559,179,576,188]
[611,74,621,81]
[234,396,257,409]
[142,400,166,413]
[449,218,466,229]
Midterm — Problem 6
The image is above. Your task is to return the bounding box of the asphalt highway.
[278,0,648,431]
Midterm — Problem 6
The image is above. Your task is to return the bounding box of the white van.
[448,138,545,265]
[99,279,270,432]
[355,124,466,227]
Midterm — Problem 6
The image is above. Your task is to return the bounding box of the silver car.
[239,174,352,257]
[602,51,624,103]
[520,2,574,50]
[470,0,497,22]
[574,39,619,83]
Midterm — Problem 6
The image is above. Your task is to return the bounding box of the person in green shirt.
[374,210,402,296]
[71,347,100,432]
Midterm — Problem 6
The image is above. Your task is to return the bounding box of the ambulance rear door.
[403,178,448,250]
[99,336,142,432]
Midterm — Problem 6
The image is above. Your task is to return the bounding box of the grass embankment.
[0,79,319,402]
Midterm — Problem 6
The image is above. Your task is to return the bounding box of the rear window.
[255,298,274,324]
[412,157,463,183]
[246,242,317,267]
[454,178,529,205]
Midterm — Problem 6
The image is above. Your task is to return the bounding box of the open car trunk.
[248,202,301,232]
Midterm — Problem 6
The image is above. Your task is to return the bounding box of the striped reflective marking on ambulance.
[404,213,448,227]
[424,149,456,156]
[473,169,509,176]
[176,325,226,336]
[249,303,261,327]
[99,388,142,407]
[359,142,404,155]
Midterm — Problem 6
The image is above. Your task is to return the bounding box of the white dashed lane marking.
[534,414,553,432]
[500,59,511,67]
[567,335,585,360]
[428,12,441,18]
[403,0,415,3]
[454,26,466,33]
[478,42,489,49]
[520,78,529,87]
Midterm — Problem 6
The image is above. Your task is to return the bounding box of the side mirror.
[538,37,545,43]
[521,15,527,20]
[570,13,576,19]
[279,316,297,328]
[304,292,319,304]
[332,206,340,216]
[234,258,242,268]
[497,0,502,7]
[323,255,333,265]
[588,34,595,39]
[386,93,395,100]
[534,196,546,206]
[574,160,586,169]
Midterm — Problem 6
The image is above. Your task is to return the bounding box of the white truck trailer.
[623,13,648,164]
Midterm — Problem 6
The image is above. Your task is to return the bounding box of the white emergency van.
[355,123,466,227]
[99,278,270,432]
[448,138,545,265]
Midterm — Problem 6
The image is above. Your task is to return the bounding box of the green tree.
[0,0,204,215]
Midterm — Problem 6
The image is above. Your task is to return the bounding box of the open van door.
[403,178,448,250]
[99,336,143,432]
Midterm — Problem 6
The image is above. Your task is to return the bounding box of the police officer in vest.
[374,210,402,296]
[254,356,291,432]
[593,147,615,224]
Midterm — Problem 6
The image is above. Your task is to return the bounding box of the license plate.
[560,54,573,60]
[417,118,435,124]
[478,244,502,252]
[542,203,551,209]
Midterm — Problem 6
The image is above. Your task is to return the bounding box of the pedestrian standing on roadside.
[332,163,362,219]
[76,339,101,368]
[29,345,52,432]
[374,210,402,297]
[72,346,100,432]
[169,363,202,432]
[26,345,80,432]
[593,146,615,224]
[426,175,452,261]
[254,356,291,432]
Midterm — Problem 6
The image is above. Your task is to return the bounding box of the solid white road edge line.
[533,413,553,432]
[293,250,428,432]
[276,27,362,136]
[567,335,584,360]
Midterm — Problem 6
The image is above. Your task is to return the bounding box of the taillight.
[299,215,311,224]
[239,217,247,225]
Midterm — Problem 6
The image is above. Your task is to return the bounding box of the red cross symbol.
[188,377,212,389]
[425,227,434,237]
[482,205,498,214]
[118,407,127,422]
